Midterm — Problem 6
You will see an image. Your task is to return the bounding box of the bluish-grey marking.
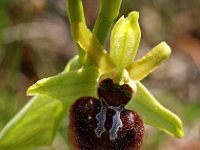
[109,105,124,140]
[94,98,124,140]
[94,98,107,138]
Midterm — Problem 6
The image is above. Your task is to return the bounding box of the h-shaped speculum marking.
[108,105,123,140]
[94,98,124,141]
[94,98,107,138]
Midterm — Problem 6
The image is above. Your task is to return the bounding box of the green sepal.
[110,11,141,68]
[126,82,184,138]
[0,95,64,150]
[27,67,99,109]
[71,22,116,74]
[93,0,122,45]
[127,42,171,81]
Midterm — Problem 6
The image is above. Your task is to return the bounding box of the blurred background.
[0,0,200,149]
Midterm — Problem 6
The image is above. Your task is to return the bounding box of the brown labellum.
[68,79,144,150]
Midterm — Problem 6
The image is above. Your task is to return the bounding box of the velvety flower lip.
[68,79,145,150]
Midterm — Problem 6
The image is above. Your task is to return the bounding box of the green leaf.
[127,42,171,81]
[126,82,184,138]
[0,95,64,150]
[93,0,122,45]
[71,22,116,74]
[27,67,99,109]
[110,11,141,68]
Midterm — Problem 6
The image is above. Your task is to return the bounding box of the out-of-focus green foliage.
[0,96,64,150]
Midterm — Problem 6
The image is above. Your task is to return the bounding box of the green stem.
[66,0,87,65]
[93,0,122,45]
[66,0,122,67]
[66,0,85,23]
[71,22,116,73]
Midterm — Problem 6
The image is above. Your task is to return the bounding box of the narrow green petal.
[110,11,141,68]
[72,22,116,73]
[127,42,171,81]
[0,96,64,150]
[93,0,122,45]
[126,82,184,138]
[27,67,99,109]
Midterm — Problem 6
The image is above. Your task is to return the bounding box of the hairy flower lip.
[68,97,145,150]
